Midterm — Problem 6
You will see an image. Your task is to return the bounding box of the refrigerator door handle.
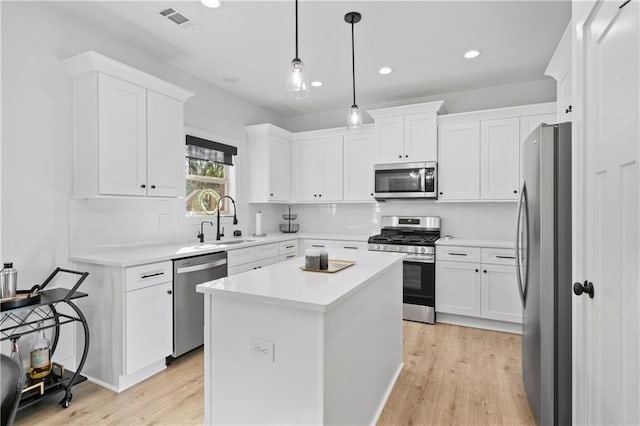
[515,182,526,307]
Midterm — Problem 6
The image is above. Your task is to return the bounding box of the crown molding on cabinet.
[367,100,446,120]
[63,51,194,102]
[437,102,556,125]
[293,123,373,141]
[245,123,292,140]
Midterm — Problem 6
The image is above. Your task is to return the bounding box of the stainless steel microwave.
[374,162,438,200]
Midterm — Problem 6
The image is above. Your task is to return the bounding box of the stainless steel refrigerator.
[516,122,572,425]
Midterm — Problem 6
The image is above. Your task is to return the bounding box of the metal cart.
[0,268,90,409]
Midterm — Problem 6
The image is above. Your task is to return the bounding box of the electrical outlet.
[251,337,275,362]
[158,213,173,228]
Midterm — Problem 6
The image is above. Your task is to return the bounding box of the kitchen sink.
[215,239,255,246]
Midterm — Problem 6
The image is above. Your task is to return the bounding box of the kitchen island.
[196,250,405,425]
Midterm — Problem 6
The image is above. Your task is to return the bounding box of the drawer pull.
[140,271,165,279]
[286,245,295,249]
[496,255,515,259]
[286,254,296,259]
[311,244,324,248]
[343,246,358,250]
[448,252,468,256]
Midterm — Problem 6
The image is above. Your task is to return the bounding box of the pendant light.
[345,11,362,130]
[286,0,310,99]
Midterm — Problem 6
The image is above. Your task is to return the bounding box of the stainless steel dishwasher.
[172,251,227,358]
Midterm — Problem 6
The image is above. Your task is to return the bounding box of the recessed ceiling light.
[201,0,221,8]
[311,81,323,87]
[378,66,393,75]
[222,74,239,83]
[464,50,480,59]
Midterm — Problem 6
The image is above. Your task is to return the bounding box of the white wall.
[283,78,556,132]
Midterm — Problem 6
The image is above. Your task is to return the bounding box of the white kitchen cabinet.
[436,244,522,326]
[227,240,297,276]
[125,281,172,375]
[335,241,368,250]
[368,101,444,164]
[146,90,184,197]
[247,124,293,203]
[437,103,556,202]
[64,52,193,198]
[303,239,336,250]
[480,118,520,200]
[480,264,522,323]
[293,135,343,202]
[437,122,480,200]
[436,260,482,317]
[545,23,572,123]
[343,131,375,201]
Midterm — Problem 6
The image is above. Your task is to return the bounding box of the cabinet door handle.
[475,269,479,273]
[150,185,156,189]
[398,155,402,159]
[318,194,322,197]
[270,193,274,197]
[314,194,317,197]
[448,252,467,256]
[405,155,408,158]
[439,191,443,195]
[167,290,173,295]
[496,255,515,259]
[513,190,518,194]
[140,271,164,279]
[483,270,487,273]
[141,184,146,189]
[370,193,374,196]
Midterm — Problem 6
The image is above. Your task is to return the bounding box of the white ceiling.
[53,1,571,117]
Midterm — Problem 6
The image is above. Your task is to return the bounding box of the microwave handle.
[420,168,426,192]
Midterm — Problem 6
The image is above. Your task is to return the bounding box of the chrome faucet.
[197,221,213,243]
[217,196,238,240]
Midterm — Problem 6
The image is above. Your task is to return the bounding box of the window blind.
[185,135,238,166]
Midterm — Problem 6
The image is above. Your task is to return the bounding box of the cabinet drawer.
[481,248,516,266]
[279,240,298,255]
[304,239,335,250]
[125,261,172,292]
[228,256,280,276]
[255,243,279,260]
[335,241,368,250]
[227,246,258,267]
[436,246,481,263]
[279,253,298,262]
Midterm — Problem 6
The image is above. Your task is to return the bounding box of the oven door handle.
[404,256,435,264]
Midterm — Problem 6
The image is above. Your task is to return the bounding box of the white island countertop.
[197,249,405,312]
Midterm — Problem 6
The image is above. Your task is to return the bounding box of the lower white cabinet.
[335,241,368,250]
[303,239,335,250]
[125,281,172,375]
[227,239,298,276]
[436,245,522,324]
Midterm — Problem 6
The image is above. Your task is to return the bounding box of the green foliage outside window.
[186,158,228,216]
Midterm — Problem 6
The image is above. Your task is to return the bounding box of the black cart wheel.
[60,393,73,408]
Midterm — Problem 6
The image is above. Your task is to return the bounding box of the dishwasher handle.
[176,259,227,274]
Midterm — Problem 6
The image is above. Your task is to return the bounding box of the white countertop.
[70,232,371,267]
[436,237,515,249]
[196,249,405,312]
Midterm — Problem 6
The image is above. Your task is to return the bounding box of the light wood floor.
[15,322,534,426]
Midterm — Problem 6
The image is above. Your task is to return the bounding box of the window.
[185,158,230,216]
[184,133,238,216]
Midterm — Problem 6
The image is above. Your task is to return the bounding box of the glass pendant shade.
[286,58,309,99]
[347,105,363,130]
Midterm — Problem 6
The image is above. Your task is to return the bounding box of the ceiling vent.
[159,8,194,27]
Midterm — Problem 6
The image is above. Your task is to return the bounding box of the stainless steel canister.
[0,263,17,298]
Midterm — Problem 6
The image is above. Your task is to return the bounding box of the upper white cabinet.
[247,124,293,203]
[288,125,375,204]
[64,51,193,198]
[293,135,343,202]
[368,101,444,164]
[545,23,572,123]
[480,118,520,200]
[343,130,375,201]
[437,103,556,202]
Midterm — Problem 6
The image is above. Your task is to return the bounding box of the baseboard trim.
[371,362,404,425]
[85,360,167,393]
[436,313,522,334]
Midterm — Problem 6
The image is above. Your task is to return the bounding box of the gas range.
[367,216,440,324]
[367,216,440,260]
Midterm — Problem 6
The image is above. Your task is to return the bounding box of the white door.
[480,118,520,200]
[343,132,374,201]
[374,116,404,164]
[125,281,172,374]
[480,264,522,323]
[146,91,183,198]
[404,113,437,162]
[97,73,147,196]
[268,134,291,202]
[579,1,639,424]
[293,139,318,202]
[438,122,480,200]
[435,260,481,317]
[318,135,343,201]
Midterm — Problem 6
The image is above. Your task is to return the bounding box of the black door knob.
[167,290,173,295]
[573,281,594,299]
